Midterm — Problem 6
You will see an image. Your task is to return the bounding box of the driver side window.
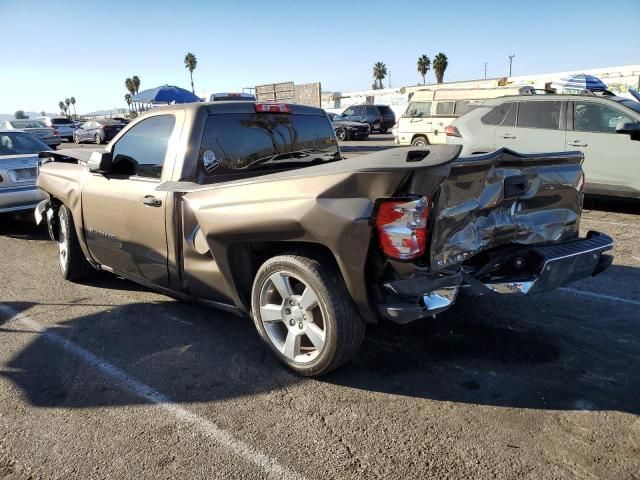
[111,115,176,179]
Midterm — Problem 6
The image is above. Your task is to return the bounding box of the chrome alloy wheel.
[58,212,68,271]
[259,271,327,363]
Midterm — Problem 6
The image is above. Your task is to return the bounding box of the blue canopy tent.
[132,85,201,105]
[551,74,608,93]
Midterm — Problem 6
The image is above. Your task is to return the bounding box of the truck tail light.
[375,196,430,261]
[255,103,291,113]
[445,125,462,137]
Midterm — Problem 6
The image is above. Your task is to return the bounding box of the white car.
[0,120,60,149]
[37,116,75,141]
[393,86,534,146]
[0,130,49,213]
[446,93,640,199]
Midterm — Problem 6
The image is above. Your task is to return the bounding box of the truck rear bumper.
[378,231,613,324]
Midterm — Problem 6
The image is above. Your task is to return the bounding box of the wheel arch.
[225,240,377,323]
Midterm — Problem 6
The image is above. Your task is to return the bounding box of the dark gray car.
[327,113,370,140]
[73,119,126,145]
[340,104,396,133]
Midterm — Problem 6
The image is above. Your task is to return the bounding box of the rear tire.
[336,128,347,141]
[251,254,365,377]
[379,128,388,134]
[57,205,94,281]
[94,134,102,145]
[411,135,429,147]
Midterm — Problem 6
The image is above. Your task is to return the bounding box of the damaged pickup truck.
[35,102,613,376]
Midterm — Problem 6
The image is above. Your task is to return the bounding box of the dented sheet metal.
[428,149,584,270]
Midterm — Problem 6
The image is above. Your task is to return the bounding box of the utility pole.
[388,70,391,88]
[484,63,488,80]
[508,54,515,77]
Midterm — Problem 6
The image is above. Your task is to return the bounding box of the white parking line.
[559,288,640,307]
[0,304,305,480]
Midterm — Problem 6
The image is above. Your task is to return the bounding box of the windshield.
[51,118,73,125]
[10,120,47,129]
[0,132,50,156]
[618,99,640,116]
[197,113,340,183]
[98,119,124,125]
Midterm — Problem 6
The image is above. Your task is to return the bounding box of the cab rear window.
[196,113,340,184]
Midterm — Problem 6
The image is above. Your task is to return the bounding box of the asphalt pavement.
[1,135,639,479]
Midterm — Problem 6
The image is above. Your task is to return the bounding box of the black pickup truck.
[36,102,613,376]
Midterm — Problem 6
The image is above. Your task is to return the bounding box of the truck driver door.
[81,114,178,287]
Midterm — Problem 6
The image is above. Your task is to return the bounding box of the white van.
[393,86,535,146]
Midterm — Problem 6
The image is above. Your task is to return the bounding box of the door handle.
[499,134,516,139]
[140,195,162,207]
[568,140,588,147]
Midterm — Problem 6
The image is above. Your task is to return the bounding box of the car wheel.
[57,205,94,281]
[368,123,376,133]
[73,134,80,144]
[251,253,365,377]
[94,134,102,145]
[411,135,429,147]
[336,128,347,141]
[379,128,388,134]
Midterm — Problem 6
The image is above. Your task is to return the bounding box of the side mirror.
[615,122,640,141]
[87,151,112,173]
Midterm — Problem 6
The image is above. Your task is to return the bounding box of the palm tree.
[433,53,448,84]
[40,111,46,117]
[132,76,140,94]
[70,97,77,117]
[132,76,141,111]
[64,98,71,117]
[184,52,197,94]
[417,54,431,85]
[58,100,66,116]
[125,78,137,113]
[373,62,387,89]
[124,94,132,115]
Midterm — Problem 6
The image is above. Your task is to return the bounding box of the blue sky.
[2,0,639,114]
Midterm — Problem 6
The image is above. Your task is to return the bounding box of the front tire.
[335,128,348,141]
[74,133,81,144]
[411,135,429,147]
[57,205,93,281]
[251,254,365,377]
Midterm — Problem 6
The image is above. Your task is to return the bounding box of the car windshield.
[51,118,73,125]
[617,99,640,115]
[10,120,47,129]
[0,132,50,156]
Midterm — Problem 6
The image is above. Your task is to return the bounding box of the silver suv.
[447,94,640,199]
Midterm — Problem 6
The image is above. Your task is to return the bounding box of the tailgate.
[429,148,584,270]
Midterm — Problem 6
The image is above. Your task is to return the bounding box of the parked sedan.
[0,120,60,149]
[37,117,75,141]
[327,113,370,141]
[73,119,126,144]
[0,130,49,214]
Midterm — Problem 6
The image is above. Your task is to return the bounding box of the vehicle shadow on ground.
[2,264,639,415]
[583,196,640,214]
[0,214,48,240]
[340,144,398,155]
